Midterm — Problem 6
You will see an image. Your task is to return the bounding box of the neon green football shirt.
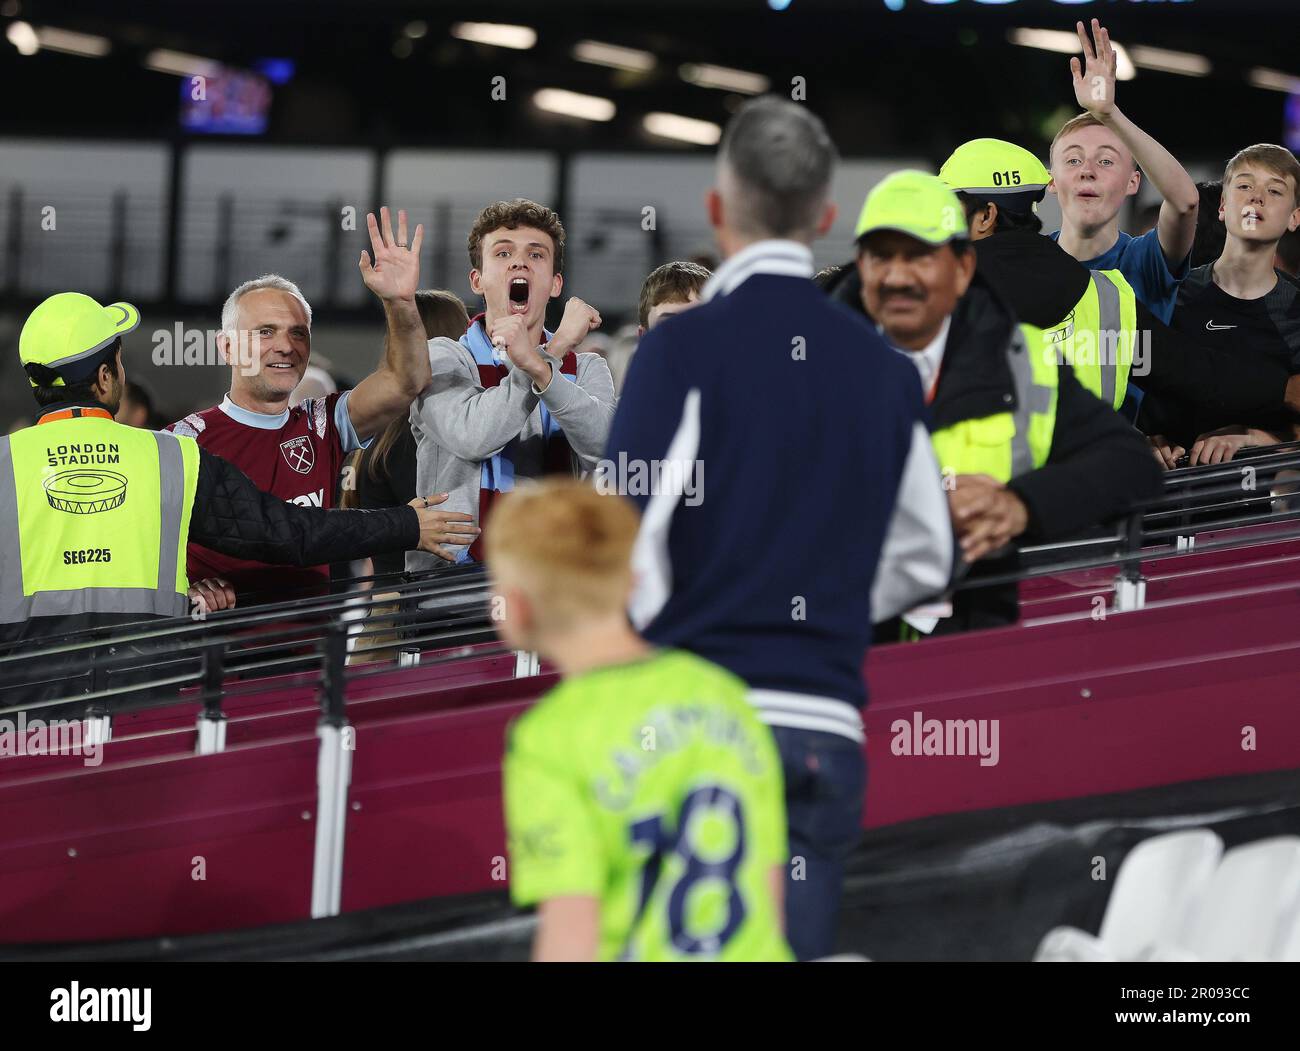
[504,648,792,962]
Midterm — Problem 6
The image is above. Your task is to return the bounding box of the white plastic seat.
[1097,828,1224,960]
[1034,926,1116,962]
[1175,836,1300,962]
[1032,828,1222,962]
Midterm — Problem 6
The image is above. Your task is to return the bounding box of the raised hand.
[359,206,423,303]
[486,314,547,378]
[551,297,602,356]
[1071,18,1117,118]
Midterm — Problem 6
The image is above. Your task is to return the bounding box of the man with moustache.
[407,198,616,571]
[853,170,1161,637]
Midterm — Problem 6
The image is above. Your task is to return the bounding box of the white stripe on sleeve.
[628,388,702,630]
[871,420,955,623]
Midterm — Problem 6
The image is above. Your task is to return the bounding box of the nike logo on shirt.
[1205,321,1238,331]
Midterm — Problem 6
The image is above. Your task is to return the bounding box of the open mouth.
[508,277,530,314]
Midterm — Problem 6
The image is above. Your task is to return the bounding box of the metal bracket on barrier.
[398,647,421,668]
[311,621,352,920]
[195,715,227,755]
[83,706,112,746]
[1113,574,1147,612]
[195,642,227,756]
[1176,534,1196,553]
[514,650,540,677]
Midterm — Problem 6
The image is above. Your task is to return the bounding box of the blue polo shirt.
[1050,227,1189,324]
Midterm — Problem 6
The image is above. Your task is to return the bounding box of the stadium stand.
[3,443,1300,955]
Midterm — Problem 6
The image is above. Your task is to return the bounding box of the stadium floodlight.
[573,40,656,74]
[5,21,38,56]
[533,88,616,122]
[145,48,221,77]
[1008,28,1136,81]
[30,26,111,58]
[679,62,770,95]
[1128,45,1210,78]
[451,22,537,51]
[643,111,723,146]
[1247,67,1300,94]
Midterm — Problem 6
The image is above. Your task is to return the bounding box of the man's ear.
[93,361,115,399]
[1126,169,1142,198]
[1046,177,1058,197]
[705,188,724,231]
[468,268,484,296]
[637,324,646,339]
[814,200,838,238]
[216,331,231,367]
[550,271,563,299]
[1288,206,1300,233]
[974,202,997,239]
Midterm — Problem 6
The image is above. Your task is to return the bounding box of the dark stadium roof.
[2,0,1297,159]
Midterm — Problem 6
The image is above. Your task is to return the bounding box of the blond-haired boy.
[489,479,791,962]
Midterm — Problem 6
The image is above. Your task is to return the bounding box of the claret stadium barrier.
[2,445,1300,958]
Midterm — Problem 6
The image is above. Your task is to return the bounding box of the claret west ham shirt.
[168,392,369,596]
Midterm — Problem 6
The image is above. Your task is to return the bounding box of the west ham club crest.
[280,435,316,474]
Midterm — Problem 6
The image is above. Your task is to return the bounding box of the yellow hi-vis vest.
[930,323,1058,482]
[0,412,200,626]
[1042,269,1139,411]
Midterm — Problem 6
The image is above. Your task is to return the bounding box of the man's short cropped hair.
[954,191,1044,234]
[1050,112,1137,171]
[638,261,711,328]
[467,198,566,274]
[1222,143,1300,209]
[484,479,640,630]
[221,274,313,336]
[719,96,838,239]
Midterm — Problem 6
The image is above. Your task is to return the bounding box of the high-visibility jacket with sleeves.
[930,323,1059,482]
[0,410,200,627]
[1041,269,1139,411]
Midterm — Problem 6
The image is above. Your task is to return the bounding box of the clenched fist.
[550,297,602,357]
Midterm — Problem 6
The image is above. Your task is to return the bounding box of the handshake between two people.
[947,474,1030,564]
[187,495,479,615]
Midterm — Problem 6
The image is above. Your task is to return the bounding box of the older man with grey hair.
[169,206,474,603]
[604,97,954,959]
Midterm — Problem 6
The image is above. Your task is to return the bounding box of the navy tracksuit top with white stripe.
[604,242,939,730]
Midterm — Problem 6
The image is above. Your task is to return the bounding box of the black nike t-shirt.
[1173,263,1300,372]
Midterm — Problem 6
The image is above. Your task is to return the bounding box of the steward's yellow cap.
[939,138,1051,196]
[19,293,139,387]
[854,170,967,246]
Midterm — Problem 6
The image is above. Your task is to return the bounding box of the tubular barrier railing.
[5,442,1300,716]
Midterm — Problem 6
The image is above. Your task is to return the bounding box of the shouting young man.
[408,198,616,572]
[170,208,472,602]
[1049,19,1200,323]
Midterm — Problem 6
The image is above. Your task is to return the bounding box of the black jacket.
[828,266,1163,632]
[0,429,419,703]
[973,230,1292,428]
